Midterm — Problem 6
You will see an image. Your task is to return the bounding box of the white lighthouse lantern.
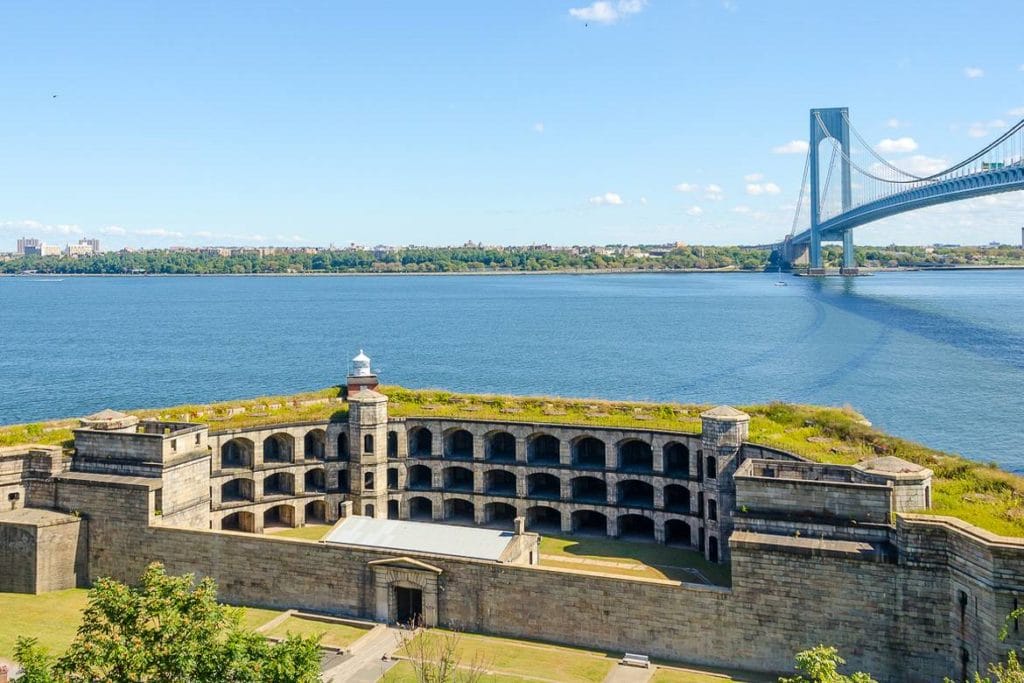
[347,349,379,394]
[352,350,372,377]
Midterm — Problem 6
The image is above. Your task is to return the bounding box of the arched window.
[705,455,717,479]
[708,499,718,521]
[364,471,375,490]
[364,434,374,454]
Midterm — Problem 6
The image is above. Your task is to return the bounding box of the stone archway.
[369,557,442,627]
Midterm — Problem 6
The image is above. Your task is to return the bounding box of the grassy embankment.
[2,385,1023,537]
[264,615,370,649]
[384,629,618,683]
[0,589,284,661]
[382,629,765,682]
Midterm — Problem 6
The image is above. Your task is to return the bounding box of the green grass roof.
[2,385,1021,537]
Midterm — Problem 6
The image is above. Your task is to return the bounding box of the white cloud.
[1009,107,1024,117]
[588,192,624,206]
[964,67,984,79]
[639,196,648,205]
[720,0,738,11]
[568,0,646,24]
[885,118,905,129]
[100,225,127,236]
[732,205,752,214]
[743,172,764,182]
[967,119,1009,139]
[871,155,948,177]
[876,137,918,153]
[133,228,183,238]
[704,184,724,201]
[532,122,544,134]
[685,205,703,216]
[0,219,82,237]
[1020,64,1024,71]
[772,140,808,155]
[673,182,697,192]
[745,182,781,196]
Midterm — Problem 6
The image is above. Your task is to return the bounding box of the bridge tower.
[809,108,855,275]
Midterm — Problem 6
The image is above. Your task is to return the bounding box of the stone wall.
[0,519,37,592]
[61,501,975,681]
[0,446,65,513]
[158,453,212,528]
[735,473,892,524]
[0,508,84,593]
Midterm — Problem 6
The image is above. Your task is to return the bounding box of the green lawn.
[265,615,371,649]
[652,669,734,682]
[539,534,731,586]
[238,606,286,631]
[382,660,529,682]
[389,630,617,683]
[265,524,333,541]
[0,590,285,661]
[0,589,90,660]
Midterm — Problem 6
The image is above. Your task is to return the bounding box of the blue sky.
[1,0,1022,250]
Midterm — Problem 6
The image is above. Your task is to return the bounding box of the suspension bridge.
[775,107,1024,274]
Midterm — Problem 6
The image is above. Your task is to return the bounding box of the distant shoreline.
[2,264,1024,278]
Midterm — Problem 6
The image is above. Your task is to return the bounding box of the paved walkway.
[602,662,654,683]
[321,624,404,683]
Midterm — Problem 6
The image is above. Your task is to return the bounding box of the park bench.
[621,653,650,668]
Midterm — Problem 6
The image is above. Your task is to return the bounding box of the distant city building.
[40,244,61,257]
[16,238,41,255]
[65,243,93,258]
[79,238,100,254]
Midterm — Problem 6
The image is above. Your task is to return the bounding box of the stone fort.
[2,351,1024,681]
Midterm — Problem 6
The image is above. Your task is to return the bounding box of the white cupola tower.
[352,350,372,377]
[347,350,379,394]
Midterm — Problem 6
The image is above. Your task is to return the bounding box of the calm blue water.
[1,272,1022,470]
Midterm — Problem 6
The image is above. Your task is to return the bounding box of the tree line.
[0,245,770,275]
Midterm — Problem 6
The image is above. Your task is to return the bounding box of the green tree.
[779,645,877,683]
[15,562,322,683]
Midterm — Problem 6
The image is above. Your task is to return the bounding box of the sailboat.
[773,266,788,286]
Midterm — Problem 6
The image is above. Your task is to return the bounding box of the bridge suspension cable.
[840,111,926,180]
[788,150,809,238]
[814,112,1024,185]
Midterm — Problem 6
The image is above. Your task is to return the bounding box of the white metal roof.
[325,516,516,561]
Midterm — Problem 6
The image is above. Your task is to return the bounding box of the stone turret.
[79,409,139,433]
[71,411,211,529]
[853,456,933,512]
[347,388,389,518]
[699,405,750,563]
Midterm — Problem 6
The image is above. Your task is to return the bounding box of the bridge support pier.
[840,230,859,276]
[808,229,825,276]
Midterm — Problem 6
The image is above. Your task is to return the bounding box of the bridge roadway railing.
[788,163,1024,246]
